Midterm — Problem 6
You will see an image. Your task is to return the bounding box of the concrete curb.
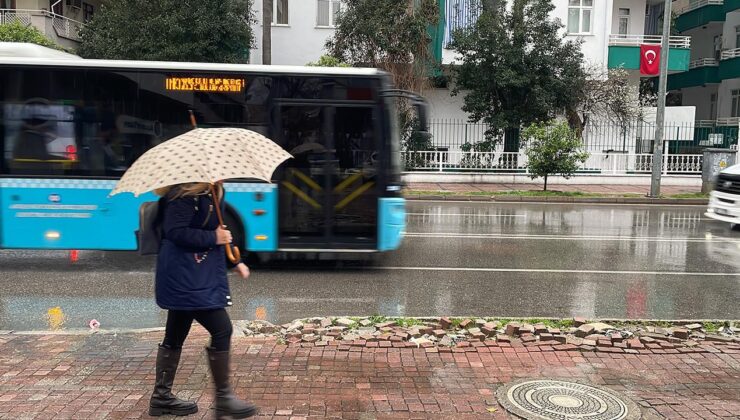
[405,195,709,205]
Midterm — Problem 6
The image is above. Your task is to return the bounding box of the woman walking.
[148,182,258,419]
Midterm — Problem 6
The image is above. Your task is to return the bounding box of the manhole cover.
[497,379,641,420]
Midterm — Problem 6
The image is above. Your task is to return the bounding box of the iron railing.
[402,151,704,175]
[721,48,740,60]
[675,0,724,15]
[689,58,720,68]
[423,119,734,154]
[608,34,691,49]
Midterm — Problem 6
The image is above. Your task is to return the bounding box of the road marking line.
[404,233,739,243]
[412,200,706,208]
[371,266,740,276]
[408,213,526,218]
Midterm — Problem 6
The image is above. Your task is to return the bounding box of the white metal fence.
[402,151,703,175]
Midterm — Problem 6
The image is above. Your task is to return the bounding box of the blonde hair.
[155,183,222,200]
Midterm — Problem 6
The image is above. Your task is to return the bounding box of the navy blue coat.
[155,190,232,311]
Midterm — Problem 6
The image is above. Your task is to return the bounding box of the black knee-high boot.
[149,345,199,416]
[206,347,258,419]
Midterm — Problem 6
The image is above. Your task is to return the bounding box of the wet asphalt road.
[1,201,739,331]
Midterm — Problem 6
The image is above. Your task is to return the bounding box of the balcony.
[607,35,691,72]
[668,58,720,90]
[725,0,740,12]
[0,9,85,49]
[720,48,740,80]
[674,0,726,33]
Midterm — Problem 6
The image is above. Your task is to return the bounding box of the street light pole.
[649,0,672,197]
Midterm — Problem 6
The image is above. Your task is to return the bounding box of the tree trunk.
[262,0,272,65]
[544,174,548,191]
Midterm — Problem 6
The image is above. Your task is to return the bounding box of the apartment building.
[0,0,103,49]
[668,0,740,124]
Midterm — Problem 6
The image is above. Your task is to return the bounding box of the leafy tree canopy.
[522,121,589,191]
[78,0,254,63]
[326,0,438,93]
[0,22,65,51]
[306,55,350,67]
[450,0,585,142]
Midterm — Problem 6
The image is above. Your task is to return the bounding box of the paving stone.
[359,319,373,327]
[534,324,548,334]
[584,322,615,333]
[481,325,497,336]
[475,319,487,327]
[496,334,511,343]
[459,319,474,329]
[582,339,597,347]
[505,323,521,336]
[610,333,623,343]
[573,317,587,327]
[10,317,731,419]
[548,327,562,335]
[287,320,304,331]
[705,335,735,343]
[575,324,596,338]
[433,329,446,338]
[685,323,703,330]
[440,317,453,329]
[519,324,535,334]
[335,318,354,327]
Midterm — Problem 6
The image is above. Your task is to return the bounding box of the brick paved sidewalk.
[1,328,739,420]
[405,183,701,196]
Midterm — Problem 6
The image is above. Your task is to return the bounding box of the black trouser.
[162,309,233,352]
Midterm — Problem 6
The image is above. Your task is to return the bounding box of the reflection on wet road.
[1,201,739,330]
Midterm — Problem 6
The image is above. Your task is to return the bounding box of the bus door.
[275,102,380,249]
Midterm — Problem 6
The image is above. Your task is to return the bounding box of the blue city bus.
[0,45,426,255]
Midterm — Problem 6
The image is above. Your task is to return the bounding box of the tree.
[0,22,65,51]
[450,0,585,148]
[78,0,255,63]
[326,0,439,94]
[263,0,272,64]
[566,65,641,137]
[522,121,589,191]
[306,55,349,67]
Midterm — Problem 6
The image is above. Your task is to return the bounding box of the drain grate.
[497,379,641,420]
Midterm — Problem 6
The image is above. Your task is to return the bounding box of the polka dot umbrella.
[110,127,292,197]
[110,127,292,263]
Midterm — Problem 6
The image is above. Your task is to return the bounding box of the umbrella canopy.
[110,128,292,197]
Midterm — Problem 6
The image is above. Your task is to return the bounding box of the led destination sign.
[165,77,246,92]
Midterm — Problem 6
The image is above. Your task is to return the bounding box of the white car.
[706,163,740,228]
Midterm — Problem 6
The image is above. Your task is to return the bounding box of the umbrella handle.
[225,243,241,265]
[209,184,241,265]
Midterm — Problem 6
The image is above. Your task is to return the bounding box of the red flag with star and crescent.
[640,44,661,75]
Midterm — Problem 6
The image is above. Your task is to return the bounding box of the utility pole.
[262,0,272,65]
[649,0,672,197]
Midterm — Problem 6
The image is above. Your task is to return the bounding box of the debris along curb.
[234,317,740,355]
[405,194,709,205]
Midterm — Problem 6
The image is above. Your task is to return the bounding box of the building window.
[64,0,81,9]
[735,26,740,49]
[567,0,593,34]
[82,2,94,22]
[714,35,722,60]
[710,93,717,120]
[317,0,341,27]
[273,0,288,25]
[733,90,740,118]
[0,0,16,9]
[618,8,630,36]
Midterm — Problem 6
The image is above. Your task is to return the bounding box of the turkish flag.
[640,44,661,75]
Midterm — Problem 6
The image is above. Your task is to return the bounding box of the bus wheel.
[732,223,740,232]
